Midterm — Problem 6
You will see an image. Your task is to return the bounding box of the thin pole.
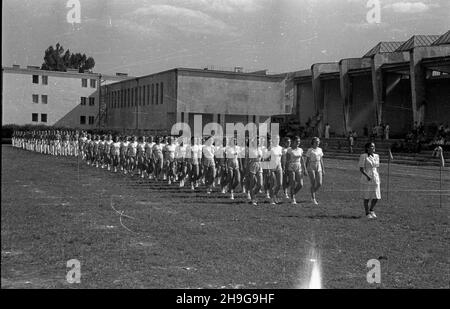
[387,157,390,202]
[439,165,442,208]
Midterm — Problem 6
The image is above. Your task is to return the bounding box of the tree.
[41,43,95,73]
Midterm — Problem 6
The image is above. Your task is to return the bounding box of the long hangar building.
[102,68,294,135]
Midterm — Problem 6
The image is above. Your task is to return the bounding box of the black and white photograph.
[1,0,449,293]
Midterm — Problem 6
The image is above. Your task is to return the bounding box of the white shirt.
[215,145,225,159]
[128,141,138,156]
[190,145,202,161]
[152,144,164,158]
[306,147,323,163]
[175,145,187,159]
[306,147,323,171]
[225,146,240,161]
[164,144,176,160]
[248,147,262,161]
[287,147,303,164]
[112,142,121,155]
[270,145,283,166]
[145,142,154,155]
[359,153,380,184]
[202,145,215,159]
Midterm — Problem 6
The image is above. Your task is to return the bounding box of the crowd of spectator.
[390,122,450,153]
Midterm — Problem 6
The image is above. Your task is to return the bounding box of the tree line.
[41,43,95,73]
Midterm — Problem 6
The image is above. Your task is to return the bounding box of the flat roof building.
[2,65,132,128]
[103,68,294,135]
[288,31,450,138]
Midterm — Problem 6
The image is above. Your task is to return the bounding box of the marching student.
[144,135,155,179]
[214,136,224,186]
[72,132,79,157]
[110,135,121,173]
[63,131,70,156]
[247,137,263,206]
[98,135,106,168]
[225,136,241,200]
[160,136,168,181]
[359,142,381,219]
[189,137,202,190]
[85,134,92,164]
[286,136,308,205]
[202,136,216,194]
[127,135,138,176]
[282,137,291,199]
[217,137,229,194]
[55,131,62,156]
[104,134,113,170]
[11,131,16,148]
[93,135,101,168]
[163,136,177,184]
[261,136,272,200]
[175,137,188,187]
[239,137,250,199]
[305,137,325,205]
[136,136,146,177]
[79,132,87,160]
[152,136,164,181]
[268,135,283,205]
[36,132,42,153]
[120,136,129,174]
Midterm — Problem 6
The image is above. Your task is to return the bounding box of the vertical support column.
[322,83,328,132]
[410,50,426,124]
[371,60,382,126]
[339,61,350,134]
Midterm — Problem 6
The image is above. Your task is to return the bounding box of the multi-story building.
[2,65,132,128]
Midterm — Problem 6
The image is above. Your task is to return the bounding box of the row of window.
[80,116,95,125]
[80,97,95,106]
[32,95,95,106]
[32,75,48,85]
[32,75,96,88]
[32,113,47,123]
[32,94,48,104]
[82,78,97,88]
[31,114,95,125]
[106,83,164,109]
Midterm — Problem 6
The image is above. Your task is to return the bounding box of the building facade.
[103,68,294,135]
[2,65,131,128]
[289,31,450,138]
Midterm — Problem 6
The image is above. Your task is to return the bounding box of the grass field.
[1,145,449,289]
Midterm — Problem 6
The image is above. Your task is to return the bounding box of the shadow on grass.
[304,214,362,220]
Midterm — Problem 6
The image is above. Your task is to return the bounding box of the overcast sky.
[2,0,449,76]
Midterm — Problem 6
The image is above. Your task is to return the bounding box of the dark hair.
[364,142,374,154]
